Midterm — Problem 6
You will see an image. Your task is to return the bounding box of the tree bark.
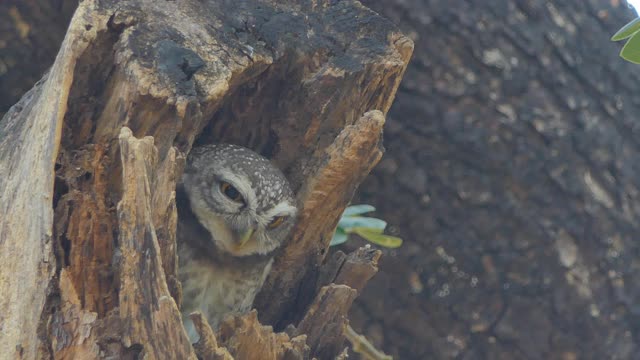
[0,0,411,359]
[349,0,640,359]
[0,0,77,117]
[10,1,639,360]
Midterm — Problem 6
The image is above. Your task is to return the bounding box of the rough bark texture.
[0,0,411,359]
[6,1,640,360]
[116,128,195,358]
[295,284,357,359]
[347,1,640,359]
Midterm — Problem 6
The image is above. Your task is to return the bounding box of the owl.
[176,144,297,340]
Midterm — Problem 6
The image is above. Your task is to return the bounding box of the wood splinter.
[190,312,233,360]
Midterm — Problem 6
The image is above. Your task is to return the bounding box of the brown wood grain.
[0,0,411,358]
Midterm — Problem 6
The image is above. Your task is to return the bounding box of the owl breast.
[178,241,273,339]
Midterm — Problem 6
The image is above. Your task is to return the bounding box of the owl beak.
[237,228,254,248]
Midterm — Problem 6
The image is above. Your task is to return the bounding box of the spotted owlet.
[176,144,297,340]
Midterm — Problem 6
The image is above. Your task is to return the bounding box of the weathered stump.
[0,0,412,358]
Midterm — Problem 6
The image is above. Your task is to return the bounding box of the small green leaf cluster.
[330,205,403,248]
[612,17,640,63]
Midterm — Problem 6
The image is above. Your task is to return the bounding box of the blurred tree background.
[349,1,640,359]
[3,0,640,359]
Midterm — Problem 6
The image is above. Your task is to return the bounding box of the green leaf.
[612,17,640,41]
[353,228,403,248]
[349,226,384,234]
[342,204,376,217]
[330,228,349,246]
[339,216,387,231]
[621,31,640,64]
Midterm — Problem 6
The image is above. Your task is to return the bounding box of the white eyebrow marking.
[259,201,297,226]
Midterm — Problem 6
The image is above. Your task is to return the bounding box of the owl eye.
[268,216,286,229]
[220,182,244,203]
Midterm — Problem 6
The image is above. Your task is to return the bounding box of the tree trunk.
[0,0,412,359]
[0,0,77,118]
[349,0,640,359]
[7,1,640,360]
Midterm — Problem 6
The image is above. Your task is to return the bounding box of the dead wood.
[217,311,309,360]
[294,284,357,359]
[190,312,233,360]
[317,245,382,294]
[0,0,412,358]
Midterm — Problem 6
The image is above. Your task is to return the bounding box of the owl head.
[181,144,297,257]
